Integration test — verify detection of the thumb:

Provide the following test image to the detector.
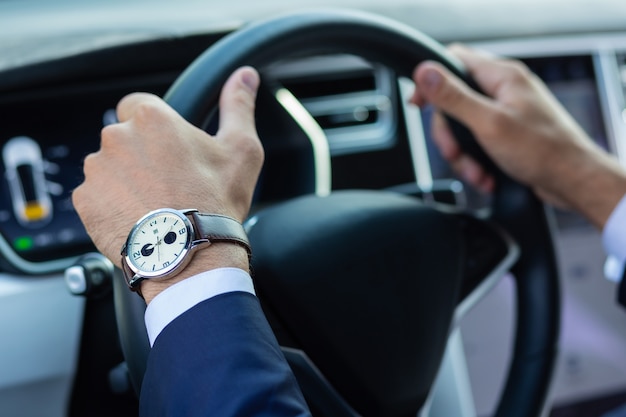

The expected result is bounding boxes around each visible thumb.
[218,66,260,142]
[413,61,495,135]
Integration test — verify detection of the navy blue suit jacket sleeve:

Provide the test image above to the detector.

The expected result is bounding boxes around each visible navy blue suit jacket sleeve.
[140,291,312,417]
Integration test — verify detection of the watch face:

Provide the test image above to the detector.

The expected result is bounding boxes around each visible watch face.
[124,208,193,278]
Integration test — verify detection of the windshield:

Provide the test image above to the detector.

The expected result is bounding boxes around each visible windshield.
[1,0,625,72]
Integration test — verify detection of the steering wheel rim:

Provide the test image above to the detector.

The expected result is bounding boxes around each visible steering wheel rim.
[115,9,560,417]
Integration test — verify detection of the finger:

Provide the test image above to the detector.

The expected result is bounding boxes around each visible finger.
[412,61,498,136]
[447,43,499,74]
[217,66,260,144]
[431,112,461,161]
[430,111,494,194]
[429,110,494,192]
[411,45,498,107]
[479,175,495,194]
[409,83,427,107]
[448,43,528,98]
[453,154,493,192]
[116,92,173,123]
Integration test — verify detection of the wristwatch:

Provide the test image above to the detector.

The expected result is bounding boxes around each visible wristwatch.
[120,208,251,293]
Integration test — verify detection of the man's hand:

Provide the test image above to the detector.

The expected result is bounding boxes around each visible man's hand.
[412,44,626,229]
[72,67,264,302]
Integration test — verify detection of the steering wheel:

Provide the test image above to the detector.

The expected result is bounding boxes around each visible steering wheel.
[113,9,560,417]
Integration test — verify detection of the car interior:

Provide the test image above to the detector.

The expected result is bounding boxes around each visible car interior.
[1,1,626,416]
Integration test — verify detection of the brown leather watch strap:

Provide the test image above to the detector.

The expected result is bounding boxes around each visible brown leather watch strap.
[189,212,251,256]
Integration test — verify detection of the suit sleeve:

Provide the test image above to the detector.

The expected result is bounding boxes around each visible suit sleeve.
[139,291,312,417]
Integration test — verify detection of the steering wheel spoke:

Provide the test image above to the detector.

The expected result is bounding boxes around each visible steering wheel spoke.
[454,214,519,324]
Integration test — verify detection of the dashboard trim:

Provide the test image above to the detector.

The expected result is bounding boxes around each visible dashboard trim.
[472,33,626,58]
[0,231,80,274]
[398,77,433,195]
[596,50,626,162]
[275,88,332,197]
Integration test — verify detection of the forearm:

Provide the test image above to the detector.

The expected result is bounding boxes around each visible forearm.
[552,141,626,229]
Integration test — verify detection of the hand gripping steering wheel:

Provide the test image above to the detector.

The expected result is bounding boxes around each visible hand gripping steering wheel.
[113,9,560,417]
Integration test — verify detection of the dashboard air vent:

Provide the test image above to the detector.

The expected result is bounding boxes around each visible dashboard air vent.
[273,55,397,156]
[618,52,626,116]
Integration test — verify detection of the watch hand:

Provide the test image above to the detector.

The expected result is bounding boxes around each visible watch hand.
[156,223,175,261]
[156,238,161,262]
[156,224,174,245]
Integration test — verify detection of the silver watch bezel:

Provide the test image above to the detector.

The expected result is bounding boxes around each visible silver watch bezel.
[121,208,196,282]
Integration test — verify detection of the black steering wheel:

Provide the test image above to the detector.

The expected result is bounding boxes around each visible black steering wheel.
[113,9,560,417]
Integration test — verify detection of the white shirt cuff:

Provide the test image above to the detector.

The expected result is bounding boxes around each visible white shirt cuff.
[604,255,624,283]
[602,193,626,283]
[144,267,255,346]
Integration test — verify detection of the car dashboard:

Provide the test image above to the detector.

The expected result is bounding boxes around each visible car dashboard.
[2,1,626,416]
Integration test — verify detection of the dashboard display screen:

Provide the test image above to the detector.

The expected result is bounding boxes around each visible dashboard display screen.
[525,55,608,229]
[0,134,94,263]
[524,55,608,150]
[0,86,138,266]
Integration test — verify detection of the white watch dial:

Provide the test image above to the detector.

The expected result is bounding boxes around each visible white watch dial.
[126,209,192,277]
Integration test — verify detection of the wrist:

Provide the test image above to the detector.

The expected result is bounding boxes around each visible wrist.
[140,243,250,304]
[120,208,251,302]
[556,143,626,229]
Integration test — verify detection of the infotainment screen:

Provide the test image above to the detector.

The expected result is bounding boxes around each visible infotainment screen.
[0,86,140,267]
[524,55,608,150]
[523,55,608,228]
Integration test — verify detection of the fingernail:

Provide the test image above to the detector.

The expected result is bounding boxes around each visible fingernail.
[422,69,442,93]
[241,70,260,92]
